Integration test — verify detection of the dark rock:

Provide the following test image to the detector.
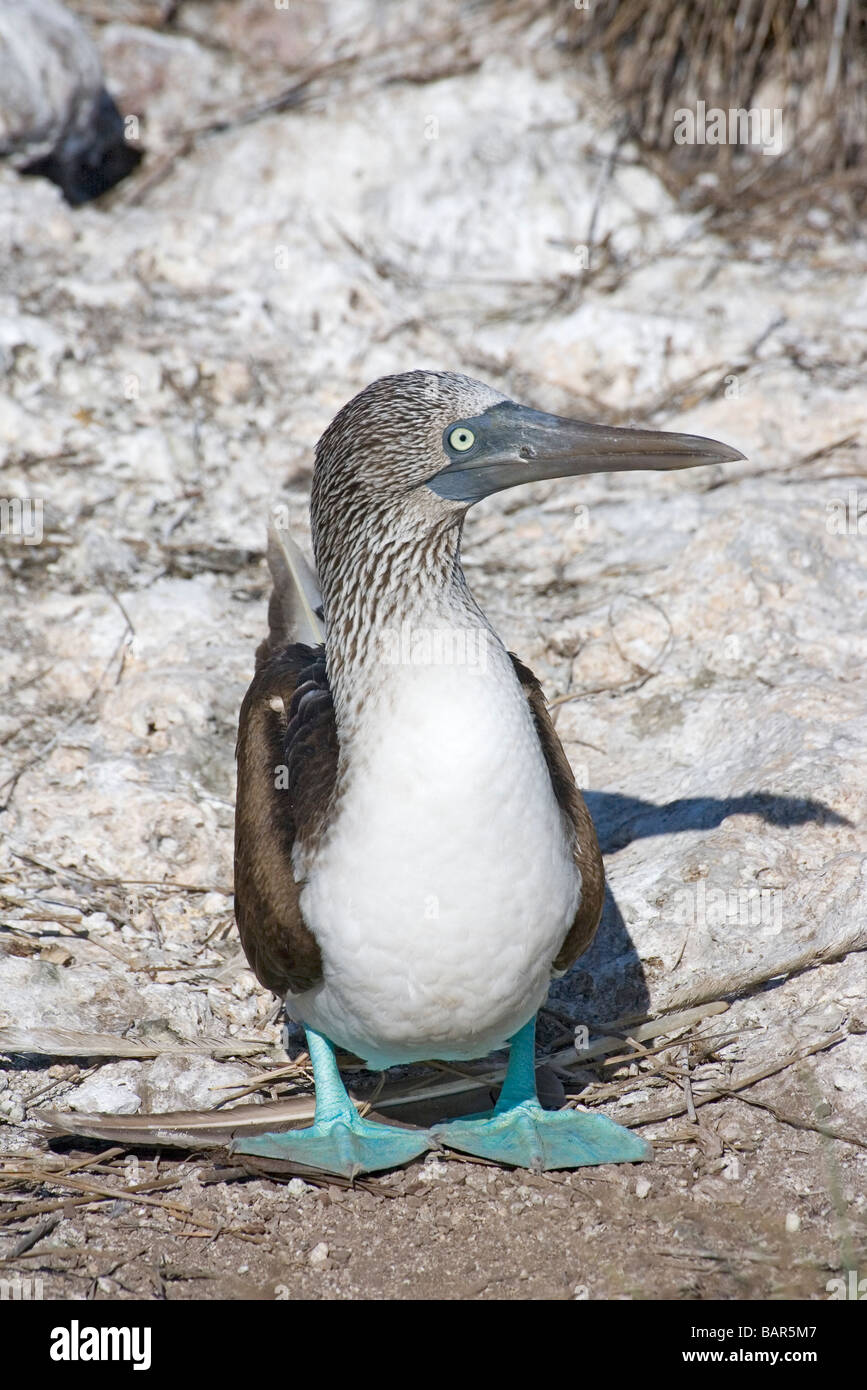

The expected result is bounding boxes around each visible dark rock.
[0,0,142,204]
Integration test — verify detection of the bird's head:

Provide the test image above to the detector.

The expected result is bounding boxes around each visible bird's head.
[311,369,744,564]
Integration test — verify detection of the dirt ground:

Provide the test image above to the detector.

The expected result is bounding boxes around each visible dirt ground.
[2,1092,862,1302]
[2,953,864,1301]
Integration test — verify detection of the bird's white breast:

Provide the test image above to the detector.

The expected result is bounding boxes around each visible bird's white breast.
[289,642,581,1068]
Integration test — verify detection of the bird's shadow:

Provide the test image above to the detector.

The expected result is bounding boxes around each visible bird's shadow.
[586,790,850,857]
[555,790,850,1027]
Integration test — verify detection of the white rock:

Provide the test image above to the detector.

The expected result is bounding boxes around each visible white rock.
[65,1065,142,1115]
[0,1095,25,1124]
[418,1158,453,1183]
[308,1242,329,1268]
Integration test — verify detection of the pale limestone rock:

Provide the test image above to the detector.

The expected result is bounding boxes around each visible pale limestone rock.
[0,0,863,1132]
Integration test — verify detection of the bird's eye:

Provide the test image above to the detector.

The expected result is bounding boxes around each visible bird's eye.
[448,426,475,452]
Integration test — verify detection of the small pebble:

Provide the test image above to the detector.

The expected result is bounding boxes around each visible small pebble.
[0,1095,25,1124]
[785,1212,800,1233]
[308,1242,329,1269]
[635,1177,651,1199]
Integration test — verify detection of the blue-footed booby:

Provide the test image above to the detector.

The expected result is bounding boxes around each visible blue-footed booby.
[232,371,743,1177]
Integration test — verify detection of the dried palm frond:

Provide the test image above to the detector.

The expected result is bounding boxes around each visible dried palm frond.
[561,0,867,229]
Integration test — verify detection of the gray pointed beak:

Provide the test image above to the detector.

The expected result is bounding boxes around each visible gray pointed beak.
[427,401,746,504]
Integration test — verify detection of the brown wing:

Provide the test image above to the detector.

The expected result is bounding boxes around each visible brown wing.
[509,653,605,972]
[235,637,600,993]
[233,642,337,996]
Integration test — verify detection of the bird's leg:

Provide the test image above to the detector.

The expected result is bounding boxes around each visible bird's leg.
[432,1015,651,1171]
[231,1027,432,1178]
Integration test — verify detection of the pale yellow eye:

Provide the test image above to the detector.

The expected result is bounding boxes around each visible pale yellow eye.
[449,426,475,451]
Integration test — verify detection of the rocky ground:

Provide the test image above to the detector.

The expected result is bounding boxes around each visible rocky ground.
[0,1,864,1301]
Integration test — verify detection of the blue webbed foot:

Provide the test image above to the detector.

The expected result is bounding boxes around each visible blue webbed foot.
[433,1099,650,1171]
[229,1027,432,1179]
[432,1016,651,1172]
[232,1113,432,1179]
